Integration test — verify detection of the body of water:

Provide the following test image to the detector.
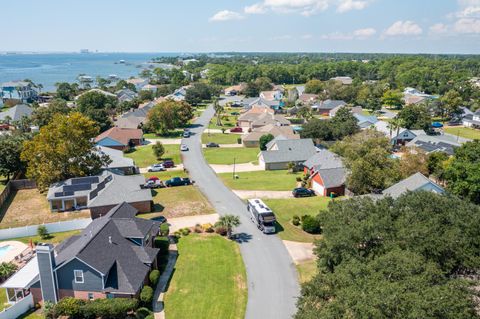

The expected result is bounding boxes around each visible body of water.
[0,52,178,91]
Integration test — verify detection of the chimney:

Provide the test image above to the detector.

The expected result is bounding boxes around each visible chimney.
[36,243,58,304]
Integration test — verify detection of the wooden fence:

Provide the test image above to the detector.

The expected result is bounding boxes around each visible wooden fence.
[0,179,37,212]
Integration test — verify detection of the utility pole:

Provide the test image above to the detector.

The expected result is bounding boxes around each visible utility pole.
[233,157,236,180]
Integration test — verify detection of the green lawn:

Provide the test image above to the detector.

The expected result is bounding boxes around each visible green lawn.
[0,288,9,311]
[297,259,317,284]
[444,127,480,140]
[0,176,7,193]
[143,129,184,139]
[143,171,187,181]
[264,197,332,242]
[0,230,81,245]
[204,147,259,165]
[202,133,241,145]
[208,115,238,130]
[219,170,302,191]
[164,234,247,319]
[125,144,181,168]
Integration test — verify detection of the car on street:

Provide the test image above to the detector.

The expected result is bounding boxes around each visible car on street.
[162,160,175,168]
[180,144,189,151]
[206,142,220,148]
[230,127,243,133]
[183,131,191,138]
[147,164,166,172]
[165,177,192,187]
[292,187,315,198]
[230,112,240,116]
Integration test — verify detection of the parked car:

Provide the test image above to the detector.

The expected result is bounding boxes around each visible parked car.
[144,179,164,189]
[206,142,220,148]
[165,177,192,187]
[180,144,189,151]
[230,127,243,133]
[152,215,167,224]
[230,112,240,116]
[147,164,166,172]
[292,187,315,198]
[162,160,175,168]
[183,131,191,138]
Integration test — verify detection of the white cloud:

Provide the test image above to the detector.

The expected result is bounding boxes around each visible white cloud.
[384,20,423,36]
[321,32,353,40]
[301,34,314,39]
[337,0,369,13]
[353,27,376,38]
[429,23,449,34]
[209,10,244,22]
[244,3,267,14]
[454,17,480,33]
[242,0,370,16]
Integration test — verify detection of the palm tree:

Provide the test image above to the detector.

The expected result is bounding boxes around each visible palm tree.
[218,215,241,239]
[0,262,17,281]
[213,98,224,126]
[389,116,403,145]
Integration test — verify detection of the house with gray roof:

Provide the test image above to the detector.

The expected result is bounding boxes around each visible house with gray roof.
[2,202,160,305]
[406,132,471,156]
[462,109,480,129]
[96,146,137,175]
[376,172,444,199]
[304,150,347,197]
[312,100,347,115]
[47,170,152,218]
[259,137,318,170]
[0,104,33,122]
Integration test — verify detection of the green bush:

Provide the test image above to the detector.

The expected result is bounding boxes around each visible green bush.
[51,297,138,319]
[159,223,169,236]
[296,177,302,182]
[140,285,154,305]
[292,215,300,226]
[37,225,50,240]
[52,297,83,318]
[215,225,227,236]
[149,269,160,286]
[154,236,170,255]
[136,307,153,319]
[301,215,321,234]
[145,314,154,319]
[180,227,191,236]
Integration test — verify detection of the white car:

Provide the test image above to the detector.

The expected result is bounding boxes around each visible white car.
[147,164,166,172]
[180,144,189,151]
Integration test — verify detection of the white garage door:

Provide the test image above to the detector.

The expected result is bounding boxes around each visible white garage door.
[312,181,325,196]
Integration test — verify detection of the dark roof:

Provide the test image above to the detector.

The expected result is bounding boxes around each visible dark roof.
[261,138,317,163]
[316,167,346,188]
[304,149,344,170]
[55,202,160,294]
[315,100,346,110]
[382,173,444,199]
[0,104,33,122]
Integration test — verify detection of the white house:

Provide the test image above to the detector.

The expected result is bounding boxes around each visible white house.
[462,109,480,128]
[373,120,419,145]
[260,90,283,101]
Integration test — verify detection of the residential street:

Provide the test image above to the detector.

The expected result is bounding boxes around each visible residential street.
[182,105,300,319]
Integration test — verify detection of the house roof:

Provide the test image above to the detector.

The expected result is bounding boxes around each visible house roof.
[331,76,353,85]
[261,138,317,164]
[47,170,152,208]
[314,167,347,188]
[243,125,298,142]
[353,113,378,128]
[54,202,159,294]
[298,93,319,103]
[314,100,346,110]
[115,117,144,129]
[0,104,33,122]
[260,90,281,101]
[251,113,291,127]
[382,173,444,199]
[96,146,135,170]
[304,149,344,170]
[373,120,411,139]
[406,132,470,155]
[94,127,143,146]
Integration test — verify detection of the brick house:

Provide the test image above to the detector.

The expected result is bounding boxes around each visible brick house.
[94,127,144,151]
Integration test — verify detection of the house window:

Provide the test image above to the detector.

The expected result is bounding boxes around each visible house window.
[74,270,84,283]
[88,293,94,300]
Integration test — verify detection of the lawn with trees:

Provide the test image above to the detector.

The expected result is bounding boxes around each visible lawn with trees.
[296,192,480,319]
[125,144,181,168]
[164,234,247,319]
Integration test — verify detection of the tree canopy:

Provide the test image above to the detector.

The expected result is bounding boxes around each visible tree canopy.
[146,100,194,134]
[0,134,29,181]
[76,91,117,132]
[300,107,359,142]
[31,99,70,127]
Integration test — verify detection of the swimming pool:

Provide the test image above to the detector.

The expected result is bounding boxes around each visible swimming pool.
[0,245,13,257]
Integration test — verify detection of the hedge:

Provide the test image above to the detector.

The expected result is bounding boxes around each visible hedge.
[140,285,154,305]
[154,236,170,254]
[149,269,160,286]
[48,297,139,319]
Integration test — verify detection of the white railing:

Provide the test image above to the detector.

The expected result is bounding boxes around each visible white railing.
[0,293,33,319]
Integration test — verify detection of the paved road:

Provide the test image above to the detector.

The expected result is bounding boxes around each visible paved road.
[182,105,300,319]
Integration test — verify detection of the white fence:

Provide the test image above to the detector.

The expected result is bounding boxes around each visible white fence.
[0,218,92,241]
[0,293,34,319]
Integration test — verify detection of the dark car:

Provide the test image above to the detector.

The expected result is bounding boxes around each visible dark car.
[230,112,240,116]
[165,177,192,187]
[292,187,315,198]
[152,215,167,224]
[206,142,220,148]
[162,160,175,168]
[230,127,243,133]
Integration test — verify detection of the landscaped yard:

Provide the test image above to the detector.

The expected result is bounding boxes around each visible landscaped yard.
[143,129,184,139]
[125,144,181,168]
[219,170,302,191]
[264,197,331,242]
[444,126,480,140]
[0,189,91,229]
[0,230,81,245]
[297,259,317,284]
[164,234,247,319]
[208,115,238,130]
[204,147,259,165]
[202,133,241,145]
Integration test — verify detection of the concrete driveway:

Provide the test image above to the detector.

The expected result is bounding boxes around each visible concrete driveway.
[182,104,299,319]
[145,138,182,145]
[233,190,293,199]
[282,240,315,264]
[139,165,184,174]
[210,162,264,174]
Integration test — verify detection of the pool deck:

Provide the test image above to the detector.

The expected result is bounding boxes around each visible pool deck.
[0,241,28,263]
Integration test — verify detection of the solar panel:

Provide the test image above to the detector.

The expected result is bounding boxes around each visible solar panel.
[97,183,105,191]
[89,189,98,200]
[54,192,64,198]
[71,176,99,185]
[64,183,92,193]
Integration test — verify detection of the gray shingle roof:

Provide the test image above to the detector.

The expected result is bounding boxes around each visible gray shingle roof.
[261,138,317,164]
[55,202,159,294]
[406,133,470,155]
[316,167,346,188]
[304,149,344,170]
[0,104,33,122]
[96,146,135,170]
[382,173,444,199]
[314,100,346,110]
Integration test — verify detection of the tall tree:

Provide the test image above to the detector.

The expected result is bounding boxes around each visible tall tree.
[21,113,110,191]
[382,89,404,109]
[31,99,70,127]
[146,100,194,134]
[398,104,431,130]
[0,134,28,181]
[76,91,117,132]
[440,89,464,119]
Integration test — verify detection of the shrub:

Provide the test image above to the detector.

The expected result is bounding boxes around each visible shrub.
[180,227,191,236]
[159,223,169,236]
[237,137,242,144]
[152,141,165,160]
[194,223,203,233]
[140,285,154,305]
[154,236,170,255]
[215,225,228,236]
[292,215,300,226]
[300,215,309,222]
[296,177,302,182]
[301,215,321,234]
[173,231,181,238]
[145,314,155,319]
[81,298,138,319]
[37,225,50,240]
[136,307,153,319]
[52,297,84,318]
[202,223,214,233]
[149,270,160,286]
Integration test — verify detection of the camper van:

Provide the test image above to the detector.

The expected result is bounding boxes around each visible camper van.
[247,199,276,234]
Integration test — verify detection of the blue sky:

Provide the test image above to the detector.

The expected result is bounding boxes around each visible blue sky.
[1,0,479,53]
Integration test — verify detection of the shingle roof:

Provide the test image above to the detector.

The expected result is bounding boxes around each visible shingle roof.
[315,167,346,188]
[94,127,143,146]
[261,138,317,164]
[96,146,135,170]
[243,125,298,142]
[315,100,346,110]
[406,133,470,155]
[382,173,444,199]
[55,202,159,294]
[0,104,33,122]
[304,149,344,170]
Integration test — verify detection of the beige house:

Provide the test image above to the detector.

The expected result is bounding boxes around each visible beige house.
[242,124,299,147]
